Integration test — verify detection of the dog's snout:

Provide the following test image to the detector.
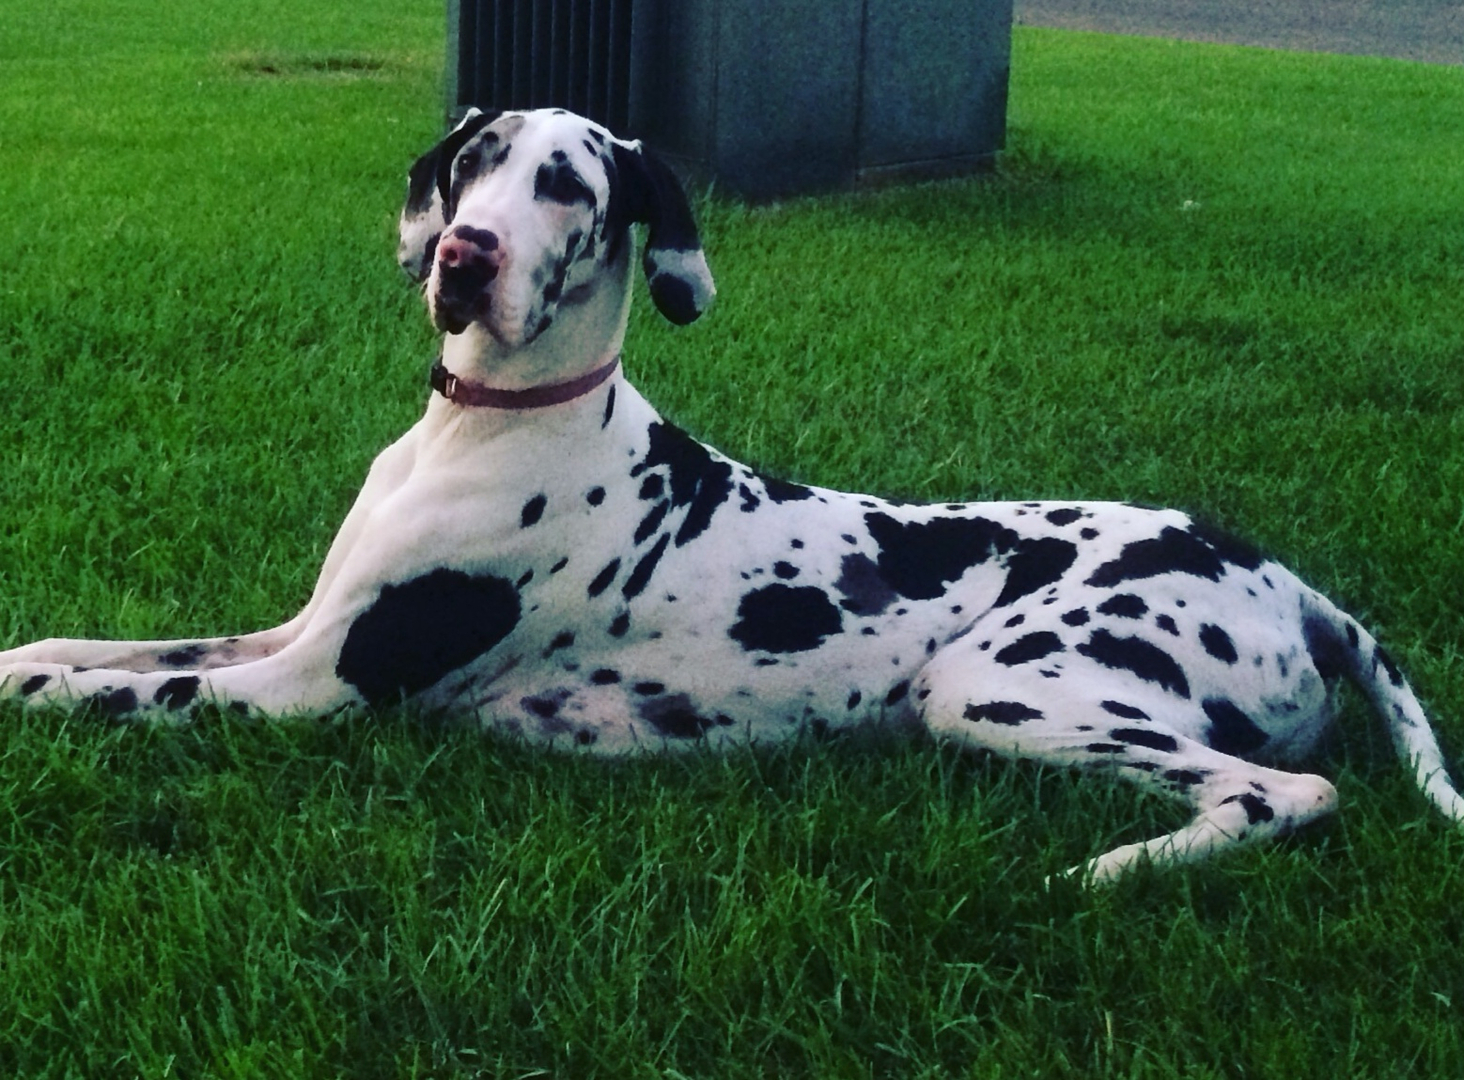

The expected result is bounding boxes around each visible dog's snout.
[437,227,503,282]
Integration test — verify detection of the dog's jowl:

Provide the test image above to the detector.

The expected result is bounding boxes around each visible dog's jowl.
[4,109,1460,882]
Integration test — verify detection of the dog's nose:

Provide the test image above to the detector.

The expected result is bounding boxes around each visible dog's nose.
[437,227,503,284]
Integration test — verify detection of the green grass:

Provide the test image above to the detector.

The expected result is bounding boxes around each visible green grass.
[2,3,1464,1076]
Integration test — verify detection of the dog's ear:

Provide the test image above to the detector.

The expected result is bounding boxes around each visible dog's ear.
[607,141,715,325]
[397,109,496,283]
[433,108,498,217]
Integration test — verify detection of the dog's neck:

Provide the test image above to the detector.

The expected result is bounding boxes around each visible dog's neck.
[430,353,620,409]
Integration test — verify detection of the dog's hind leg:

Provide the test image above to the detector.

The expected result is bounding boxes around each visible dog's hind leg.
[913,649,1338,884]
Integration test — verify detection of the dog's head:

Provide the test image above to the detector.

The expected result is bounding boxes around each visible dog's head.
[398,108,715,349]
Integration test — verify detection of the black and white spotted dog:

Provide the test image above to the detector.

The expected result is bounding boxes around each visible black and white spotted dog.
[3,108,1460,882]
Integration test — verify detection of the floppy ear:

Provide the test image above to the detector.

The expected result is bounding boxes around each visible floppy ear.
[608,141,716,325]
[397,108,496,283]
[433,107,498,217]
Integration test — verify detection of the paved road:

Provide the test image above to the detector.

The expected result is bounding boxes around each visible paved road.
[1015,0,1463,66]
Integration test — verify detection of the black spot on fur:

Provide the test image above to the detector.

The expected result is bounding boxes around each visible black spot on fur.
[336,569,521,707]
[20,673,51,695]
[519,496,546,528]
[622,534,671,599]
[1199,623,1239,664]
[1375,646,1405,687]
[634,681,665,695]
[1077,630,1191,698]
[587,486,606,506]
[639,474,665,500]
[729,585,842,654]
[1097,593,1148,619]
[158,644,208,667]
[1303,616,1349,681]
[847,690,863,709]
[1100,700,1150,721]
[637,422,735,546]
[546,631,575,654]
[1203,698,1269,755]
[1155,614,1179,636]
[1061,608,1090,627]
[608,612,631,637]
[759,475,815,503]
[153,676,201,710]
[773,561,799,580]
[865,512,1013,601]
[1187,520,1265,571]
[90,687,139,718]
[833,552,898,616]
[1045,508,1083,526]
[885,681,910,706]
[602,385,616,428]
[1221,791,1275,825]
[640,693,712,739]
[646,273,697,325]
[634,499,669,545]
[995,631,1066,667]
[994,537,1078,608]
[591,669,621,684]
[1163,768,1209,789]
[588,559,621,598]
[964,701,1045,725]
[1086,526,1233,587]
[534,160,596,206]
[1110,727,1180,753]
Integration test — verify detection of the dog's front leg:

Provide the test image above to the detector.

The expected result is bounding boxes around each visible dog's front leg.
[2,545,526,721]
[0,622,308,674]
[0,426,429,677]
[1,636,362,721]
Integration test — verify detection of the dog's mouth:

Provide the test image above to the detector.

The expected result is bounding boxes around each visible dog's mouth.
[432,226,504,335]
[432,281,489,336]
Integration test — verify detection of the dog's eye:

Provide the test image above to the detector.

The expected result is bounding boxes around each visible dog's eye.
[535,163,595,208]
[457,147,485,181]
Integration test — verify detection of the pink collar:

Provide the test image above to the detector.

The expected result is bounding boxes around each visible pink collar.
[430,355,620,409]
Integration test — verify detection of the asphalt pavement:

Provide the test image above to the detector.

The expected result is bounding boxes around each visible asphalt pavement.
[1014,0,1463,66]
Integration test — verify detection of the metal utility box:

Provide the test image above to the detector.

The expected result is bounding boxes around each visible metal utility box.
[447,0,1013,200]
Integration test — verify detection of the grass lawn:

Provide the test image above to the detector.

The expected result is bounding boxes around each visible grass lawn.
[2,2,1463,1076]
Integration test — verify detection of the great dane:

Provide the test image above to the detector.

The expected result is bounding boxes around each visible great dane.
[3,108,1459,882]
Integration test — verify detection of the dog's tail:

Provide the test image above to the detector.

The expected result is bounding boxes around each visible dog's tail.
[1303,589,1464,824]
